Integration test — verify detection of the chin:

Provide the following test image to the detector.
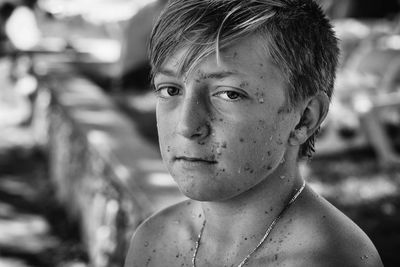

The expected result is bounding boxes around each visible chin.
[170,170,245,201]
[178,184,237,202]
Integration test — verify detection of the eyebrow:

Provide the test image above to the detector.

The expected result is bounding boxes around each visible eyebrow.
[156,68,177,77]
[155,68,240,80]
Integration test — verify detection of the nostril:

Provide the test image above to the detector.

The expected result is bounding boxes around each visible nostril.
[176,120,211,139]
[192,123,211,139]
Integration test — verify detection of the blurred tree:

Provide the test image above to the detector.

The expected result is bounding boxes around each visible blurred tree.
[318,0,400,19]
[119,0,168,91]
[0,2,16,57]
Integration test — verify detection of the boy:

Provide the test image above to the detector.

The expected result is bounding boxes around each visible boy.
[125,0,383,266]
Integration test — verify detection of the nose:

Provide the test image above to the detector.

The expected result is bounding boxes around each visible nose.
[176,96,210,140]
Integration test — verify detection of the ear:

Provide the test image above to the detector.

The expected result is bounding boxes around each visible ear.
[289,92,329,146]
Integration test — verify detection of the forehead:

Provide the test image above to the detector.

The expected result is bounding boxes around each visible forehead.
[156,35,284,83]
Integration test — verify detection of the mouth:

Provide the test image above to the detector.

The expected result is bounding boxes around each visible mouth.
[175,156,218,164]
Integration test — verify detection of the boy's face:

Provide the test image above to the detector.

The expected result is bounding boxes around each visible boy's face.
[154,35,300,201]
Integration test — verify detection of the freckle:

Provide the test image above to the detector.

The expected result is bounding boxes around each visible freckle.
[221,168,225,172]
[219,118,224,122]
[260,76,264,79]
[270,207,273,211]
[267,151,271,156]
[199,214,202,218]
[259,63,264,67]
[277,107,285,114]
[221,142,227,148]
[274,254,278,261]
[240,138,244,142]
[244,237,248,240]
[239,81,249,88]
[195,79,201,83]
[244,163,251,171]
[216,147,222,155]
[237,188,241,192]
[267,166,272,170]
[253,140,257,144]
[233,51,238,58]
[176,254,180,258]
[265,210,268,214]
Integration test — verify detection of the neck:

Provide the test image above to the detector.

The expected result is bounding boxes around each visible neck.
[199,159,303,246]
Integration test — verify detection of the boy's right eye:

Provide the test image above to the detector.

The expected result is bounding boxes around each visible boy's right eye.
[155,85,182,98]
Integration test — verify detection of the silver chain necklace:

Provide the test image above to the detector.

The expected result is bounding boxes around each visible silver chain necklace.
[192,180,306,267]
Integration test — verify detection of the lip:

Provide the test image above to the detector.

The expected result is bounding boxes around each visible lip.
[175,156,218,164]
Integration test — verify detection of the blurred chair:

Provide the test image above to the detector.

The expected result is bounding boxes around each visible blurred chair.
[344,32,400,168]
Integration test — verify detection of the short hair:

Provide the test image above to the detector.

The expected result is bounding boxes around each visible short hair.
[149,0,339,158]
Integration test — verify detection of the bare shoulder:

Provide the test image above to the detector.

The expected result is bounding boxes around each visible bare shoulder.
[272,186,384,267]
[124,199,201,267]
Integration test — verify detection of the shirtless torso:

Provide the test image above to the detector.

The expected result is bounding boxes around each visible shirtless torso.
[125,186,383,267]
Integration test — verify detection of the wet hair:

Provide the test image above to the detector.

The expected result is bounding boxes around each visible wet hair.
[149,0,339,158]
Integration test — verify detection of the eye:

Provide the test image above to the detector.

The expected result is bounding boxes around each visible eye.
[214,90,246,101]
[155,85,182,98]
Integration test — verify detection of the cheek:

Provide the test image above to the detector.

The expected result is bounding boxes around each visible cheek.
[156,111,174,157]
[215,121,286,175]
[206,133,285,199]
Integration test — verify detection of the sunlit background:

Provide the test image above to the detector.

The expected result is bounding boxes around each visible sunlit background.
[0,0,399,266]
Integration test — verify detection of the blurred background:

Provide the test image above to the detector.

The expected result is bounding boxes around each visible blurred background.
[0,0,399,266]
